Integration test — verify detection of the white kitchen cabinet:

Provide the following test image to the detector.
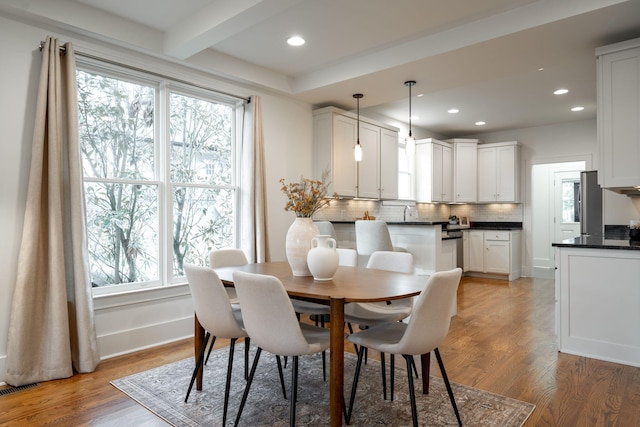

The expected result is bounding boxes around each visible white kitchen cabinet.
[596,37,640,192]
[463,229,521,280]
[452,141,478,203]
[555,246,640,366]
[477,141,520,203]
[313,107,399,199]
[357,121,381,199]
[313,110,357,197]
[379,128,399,200]
[462,231,470,271]
[415,138,453,203]
[483,231,510,274]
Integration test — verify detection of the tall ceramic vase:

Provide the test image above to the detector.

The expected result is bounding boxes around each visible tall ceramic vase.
[285,217,319,276]
[307,235,339,281]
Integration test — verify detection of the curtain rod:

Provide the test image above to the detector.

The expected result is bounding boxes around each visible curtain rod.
[38,40,251,103]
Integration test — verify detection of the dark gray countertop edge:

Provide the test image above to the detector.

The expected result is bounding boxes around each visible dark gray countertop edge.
[327,220,522,230]
[552,238,640,251]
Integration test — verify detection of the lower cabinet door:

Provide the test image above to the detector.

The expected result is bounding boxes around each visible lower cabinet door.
[484,240,510,274]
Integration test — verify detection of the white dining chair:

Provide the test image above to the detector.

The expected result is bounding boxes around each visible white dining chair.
[183,264,251,426]
[355,220,405,267]
[232,271,332,427]
[346,268,463,427]
[344,251,414,326]
[209,248,249,304]
[205,248,249,364]
[343,250,415,399]
[314,220,337,241]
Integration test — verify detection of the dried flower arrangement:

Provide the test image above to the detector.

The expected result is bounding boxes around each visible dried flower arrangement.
[279,170,337,217]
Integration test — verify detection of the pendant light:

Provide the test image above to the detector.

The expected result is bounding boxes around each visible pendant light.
[404,80,416,156]
[353,93,363,162]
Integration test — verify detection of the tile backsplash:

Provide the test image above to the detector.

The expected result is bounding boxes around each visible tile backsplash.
[313,199,523,223]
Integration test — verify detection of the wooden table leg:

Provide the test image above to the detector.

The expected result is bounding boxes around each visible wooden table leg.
[194,313,205,391]
[420,352,431,394]
[329,297,345,427]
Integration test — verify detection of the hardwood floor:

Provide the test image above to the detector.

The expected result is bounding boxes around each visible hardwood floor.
[1,276,639,426]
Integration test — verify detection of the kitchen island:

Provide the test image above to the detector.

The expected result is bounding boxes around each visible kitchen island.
[332,220,451,275]
[552,236,640,367]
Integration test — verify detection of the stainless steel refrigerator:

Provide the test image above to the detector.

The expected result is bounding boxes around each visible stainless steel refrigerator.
[579,171,603,236]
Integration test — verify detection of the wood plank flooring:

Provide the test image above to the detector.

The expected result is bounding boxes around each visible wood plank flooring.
[1,276,639,426]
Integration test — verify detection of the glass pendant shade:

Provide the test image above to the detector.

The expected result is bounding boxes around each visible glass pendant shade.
[405,132,416,156]
[354,142,363,161]
[353,93,363,162]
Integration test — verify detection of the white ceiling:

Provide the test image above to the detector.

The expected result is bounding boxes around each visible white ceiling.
[4,0,640,137]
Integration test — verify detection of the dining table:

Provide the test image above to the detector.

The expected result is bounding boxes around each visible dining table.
[194,261,427,427]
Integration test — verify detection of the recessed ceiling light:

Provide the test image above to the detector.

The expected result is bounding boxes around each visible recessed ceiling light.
[571,106,585,112]
[410,115,419,120]
[475,121,486,126]
[448,108,459,114]
[554,88,569,95]
[287,36,305,46]
[417,93,424,97]
[538,67,545,71]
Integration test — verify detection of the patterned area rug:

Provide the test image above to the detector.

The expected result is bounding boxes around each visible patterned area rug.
[111,347,534,426]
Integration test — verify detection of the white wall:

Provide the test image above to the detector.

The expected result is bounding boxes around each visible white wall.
[0,14,311,383]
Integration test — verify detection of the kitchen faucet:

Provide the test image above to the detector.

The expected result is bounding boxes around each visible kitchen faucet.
[404,205,411,222]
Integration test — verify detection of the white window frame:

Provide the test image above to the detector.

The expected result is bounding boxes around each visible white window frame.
[77,58,242,296]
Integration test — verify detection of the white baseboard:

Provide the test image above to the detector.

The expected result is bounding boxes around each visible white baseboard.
[0,354,5,385]
[98,315,193,360]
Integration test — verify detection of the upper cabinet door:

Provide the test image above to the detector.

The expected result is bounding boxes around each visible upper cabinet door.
[332,115,359,196]
[477,147,498,202]
[453,142,477,203]
[357,122,381,199]
[415,139,453,203]
[597,41,640,190]
[379,128,399,200]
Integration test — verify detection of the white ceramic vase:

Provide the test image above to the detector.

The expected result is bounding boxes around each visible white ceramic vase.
[285,217,319,276]
[307,235,339,281]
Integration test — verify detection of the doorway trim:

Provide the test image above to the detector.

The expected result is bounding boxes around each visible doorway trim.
[525,154,592,278]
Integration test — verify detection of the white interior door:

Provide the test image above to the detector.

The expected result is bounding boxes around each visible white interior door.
[531,161,585,279]
[554,171,581,243]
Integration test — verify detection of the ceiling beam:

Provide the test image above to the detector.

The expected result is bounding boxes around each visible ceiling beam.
[164,0,303,60]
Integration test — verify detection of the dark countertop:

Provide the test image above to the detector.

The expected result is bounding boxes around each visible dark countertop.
[329,220,523,230]
[552,235,640,251]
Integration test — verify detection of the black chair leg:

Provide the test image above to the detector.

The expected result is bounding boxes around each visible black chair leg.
[381,352,387,400]
[244,337,250,380]
[185,332,210,402]
[404,355,419,427]
[276,355,287,399]
[346,346,366,424]
[204,334,217,365]
[290,356,299,427]
[390,354,395,401]
[411,355,419,379]
[434,348,462,426]
[322,350,327,382]
[223,338,236,426]
[234,347,262,427]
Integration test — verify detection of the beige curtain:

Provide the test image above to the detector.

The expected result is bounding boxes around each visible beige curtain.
[5,37,100,386]
[240,96,270,262]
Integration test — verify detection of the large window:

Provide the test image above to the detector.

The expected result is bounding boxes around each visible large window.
[77,63,241,293]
